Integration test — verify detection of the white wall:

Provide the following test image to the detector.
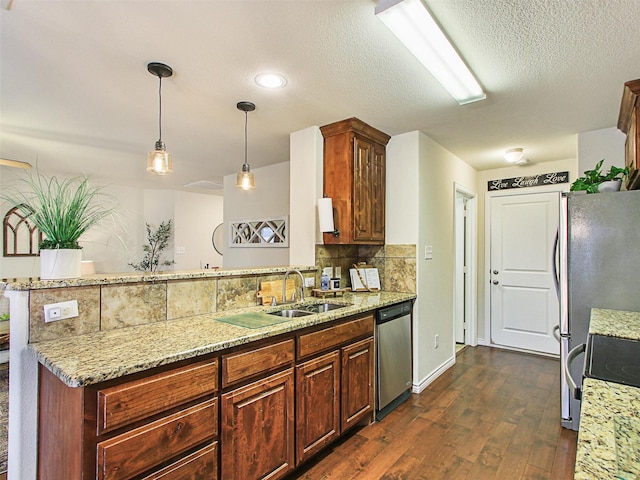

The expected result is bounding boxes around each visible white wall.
[577,126,625,175]
[386,131,478,392]
[223,161,290,268]
[416,133,477,387]
[174,191,223,269]
[289,126,323,265]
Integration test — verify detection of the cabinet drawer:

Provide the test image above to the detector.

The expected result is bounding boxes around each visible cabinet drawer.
[222,338,294,388]
[97,398,217,480]
[298,315,374,359]
[140,442,218,480]
[97,358,218,435]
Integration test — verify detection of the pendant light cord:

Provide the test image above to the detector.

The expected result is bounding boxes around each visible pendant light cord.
[243,110,248,168]
[158,76,163,143]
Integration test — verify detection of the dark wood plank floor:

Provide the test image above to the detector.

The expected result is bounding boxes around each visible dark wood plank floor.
[289,346,578,480]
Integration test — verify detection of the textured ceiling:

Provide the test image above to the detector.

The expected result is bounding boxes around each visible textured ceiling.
[2,0,640,193]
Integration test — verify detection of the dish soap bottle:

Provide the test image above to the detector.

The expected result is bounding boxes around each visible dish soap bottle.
[320,271,330,291]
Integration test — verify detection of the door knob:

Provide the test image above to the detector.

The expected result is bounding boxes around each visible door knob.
[493,280,499,285]
[493,270,499,274]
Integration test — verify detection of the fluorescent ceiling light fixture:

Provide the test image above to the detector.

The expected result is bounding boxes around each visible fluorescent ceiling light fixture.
[375,0,486,105]
[255,73,287,89]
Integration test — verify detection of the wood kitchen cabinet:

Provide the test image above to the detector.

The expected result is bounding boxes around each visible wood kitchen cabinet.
[38,356,219,480]
[321,117,390,245]
[295,351,340,463]
[618,79,640,190]
[221,340,296,480]
[296,314,375,465]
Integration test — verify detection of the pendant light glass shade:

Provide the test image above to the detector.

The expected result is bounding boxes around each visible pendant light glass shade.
[147,141,173,175]
[236,101,256,190]
[147,62,173,175]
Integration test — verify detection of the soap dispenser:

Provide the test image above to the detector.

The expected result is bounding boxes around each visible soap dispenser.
[320,271,330,291]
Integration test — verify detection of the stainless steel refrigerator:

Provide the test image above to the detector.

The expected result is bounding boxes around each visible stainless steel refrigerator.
[558,190,640,430]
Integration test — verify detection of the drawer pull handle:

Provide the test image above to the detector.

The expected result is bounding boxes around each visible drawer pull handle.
[174,422,183,435]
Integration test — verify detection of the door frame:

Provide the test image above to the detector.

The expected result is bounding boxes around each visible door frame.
[453,183,478,348]
[483,184,565,348]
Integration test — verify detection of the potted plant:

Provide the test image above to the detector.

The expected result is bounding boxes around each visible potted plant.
[1,169,116,279]
[570,159,629,193]
[129,220,176,273]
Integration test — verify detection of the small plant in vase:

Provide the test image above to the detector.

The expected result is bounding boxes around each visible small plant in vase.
[1,169,116,279]
[129,220,176,273]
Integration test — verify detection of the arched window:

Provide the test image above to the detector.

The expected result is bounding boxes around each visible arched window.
[3,205,41,256]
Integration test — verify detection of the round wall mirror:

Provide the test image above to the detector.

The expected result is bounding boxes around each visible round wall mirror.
[212,223,224,255]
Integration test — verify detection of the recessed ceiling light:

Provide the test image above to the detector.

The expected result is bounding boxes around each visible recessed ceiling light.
[255,73,287,89]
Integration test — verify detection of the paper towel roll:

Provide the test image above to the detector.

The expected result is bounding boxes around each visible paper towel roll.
[317,197,335,232]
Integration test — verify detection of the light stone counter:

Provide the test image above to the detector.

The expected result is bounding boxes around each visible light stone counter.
[29,291,415,387]
[0,265,316,291]
[574,308,640,479]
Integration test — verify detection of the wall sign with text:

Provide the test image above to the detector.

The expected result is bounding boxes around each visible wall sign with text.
[488,171,569,191]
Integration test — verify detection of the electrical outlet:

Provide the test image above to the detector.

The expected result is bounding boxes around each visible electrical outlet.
[304,277,315,288]
[434,334,439,349]
[44,300,79,323]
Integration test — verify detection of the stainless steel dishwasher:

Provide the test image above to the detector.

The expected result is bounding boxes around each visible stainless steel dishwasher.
[376,301,413,420]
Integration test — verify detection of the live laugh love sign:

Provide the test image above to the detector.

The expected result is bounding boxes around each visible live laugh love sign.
[488,171,569,191]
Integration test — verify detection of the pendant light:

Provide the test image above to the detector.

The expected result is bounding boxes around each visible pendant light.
[236,101,256,190]
[146,62,173,175]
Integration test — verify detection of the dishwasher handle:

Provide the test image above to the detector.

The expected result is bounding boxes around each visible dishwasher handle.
[565,343,586,400]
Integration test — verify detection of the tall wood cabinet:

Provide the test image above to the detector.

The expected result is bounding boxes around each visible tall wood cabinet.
[618,79,640,190]
[320,118,391,245]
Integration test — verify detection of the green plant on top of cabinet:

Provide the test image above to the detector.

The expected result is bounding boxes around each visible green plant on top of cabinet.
[321,118,390,245]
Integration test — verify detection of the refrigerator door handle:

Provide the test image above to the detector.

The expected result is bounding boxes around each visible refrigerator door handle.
[565,343,586,400]
[552,325,561,343]
[552,229,560,300]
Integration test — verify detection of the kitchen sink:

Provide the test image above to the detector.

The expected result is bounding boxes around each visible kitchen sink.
[267,302,349,318]
[304,303,349,313]
[268,309,313,318]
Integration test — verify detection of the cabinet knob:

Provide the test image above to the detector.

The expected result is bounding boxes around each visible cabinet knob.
[493,270,499,275]
[493,280,499,285]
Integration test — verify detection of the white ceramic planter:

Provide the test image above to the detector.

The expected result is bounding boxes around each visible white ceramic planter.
[40,249,82,280]
[597,180,622,192]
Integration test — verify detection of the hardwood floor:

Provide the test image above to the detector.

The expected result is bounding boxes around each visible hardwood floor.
[289,346,578,480]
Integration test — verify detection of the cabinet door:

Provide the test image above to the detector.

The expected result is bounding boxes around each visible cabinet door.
[341,337,374,432]
[353,135,373,242]
[295,351,340,464]
[369,143,386,242]
[221,369,295,480]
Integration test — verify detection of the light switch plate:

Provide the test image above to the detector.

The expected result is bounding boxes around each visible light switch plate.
[44,300,79,323]
[425,245,433,260]
[304,277,315,288]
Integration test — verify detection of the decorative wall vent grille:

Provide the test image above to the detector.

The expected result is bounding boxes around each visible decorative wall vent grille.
[229,216,288,247]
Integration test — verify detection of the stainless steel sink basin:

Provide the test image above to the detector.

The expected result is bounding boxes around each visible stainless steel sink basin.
[266,303,349,318]
[306,303,348,313]
[268,309,312,318]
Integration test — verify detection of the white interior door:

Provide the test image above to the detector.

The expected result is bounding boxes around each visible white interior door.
[490,192,560,354]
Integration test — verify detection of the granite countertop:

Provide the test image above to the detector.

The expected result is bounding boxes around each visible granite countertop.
[1,265,317,291]
[29,291,415,388]
[574,308,640,479]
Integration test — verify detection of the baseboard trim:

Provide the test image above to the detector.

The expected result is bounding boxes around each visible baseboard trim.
[411,355,456,394]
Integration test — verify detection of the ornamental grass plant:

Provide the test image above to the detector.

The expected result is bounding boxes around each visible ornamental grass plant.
[1,169,116,250]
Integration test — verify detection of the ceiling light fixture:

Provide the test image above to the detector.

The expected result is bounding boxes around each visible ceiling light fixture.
[236,101,256,190]
[504,148,527,164]
[255,73,287,89]
[146,62,174,175]
[375,0,486,105]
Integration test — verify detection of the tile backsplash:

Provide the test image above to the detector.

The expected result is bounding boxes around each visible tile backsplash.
[315,244,416,294]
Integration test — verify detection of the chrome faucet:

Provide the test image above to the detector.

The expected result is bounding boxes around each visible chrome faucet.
[282,269,305,303]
